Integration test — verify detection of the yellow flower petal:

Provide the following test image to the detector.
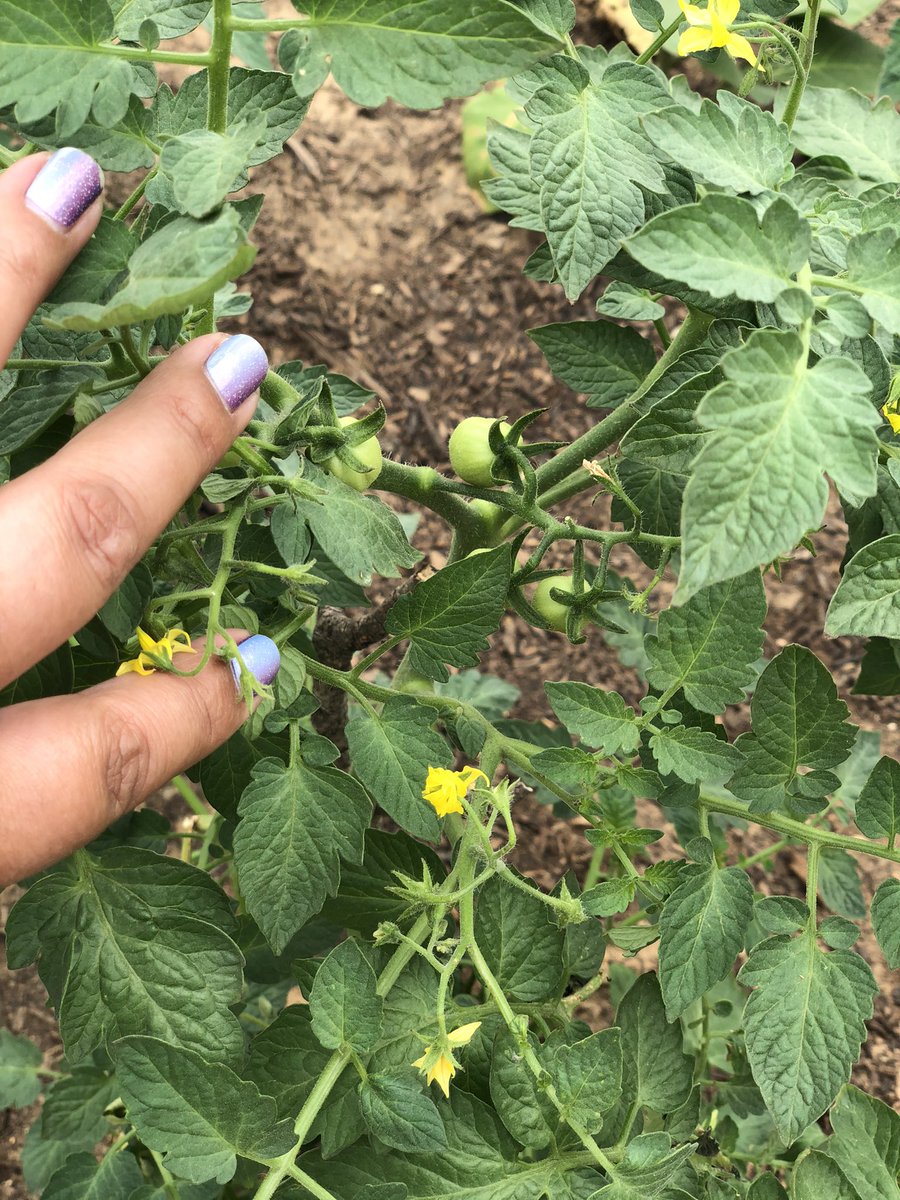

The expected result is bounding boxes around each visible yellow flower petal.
[678,24,715,53]
[882,405,900,434]
[115,655,156,677]
[714,0,740,25]
[724,30,757,63]
[448,1021,482,1047]
[428,1054,456,1098]
[136,627,158,654]
[458,767,489,789]
[678,0,709,22]
[412,1052,428,1071]
[165,628,193,653]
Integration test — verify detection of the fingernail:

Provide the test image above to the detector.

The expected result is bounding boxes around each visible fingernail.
[25,148,103,230]
[205,334,269,413]
[230,634,281,691]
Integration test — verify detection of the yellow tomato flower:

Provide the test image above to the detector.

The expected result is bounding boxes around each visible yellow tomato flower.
[677,0,757,65]
[412,1022,481,1098]
[883,402,900,434]
[116,627,193,677]
[422,765,489,817]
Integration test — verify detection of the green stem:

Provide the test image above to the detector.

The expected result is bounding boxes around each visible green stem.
[806,841,820,934]
[198,0,233,338]
[698,793,900,866]
[286,1165,340,1200]
[779,0,822,130]
[115,172,154,221]
[375,459,478,537]
[635,16,682,63]
[97,43,213,65]
[169,774,208,818]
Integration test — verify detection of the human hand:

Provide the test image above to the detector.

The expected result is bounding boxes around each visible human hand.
[0,150,281,886]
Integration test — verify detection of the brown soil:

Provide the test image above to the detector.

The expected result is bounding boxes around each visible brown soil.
[3,2,900,1193]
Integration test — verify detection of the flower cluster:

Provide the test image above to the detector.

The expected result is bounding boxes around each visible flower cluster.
[116,628,194,677]
[412,1022,482,1097]
[677,0,757,65]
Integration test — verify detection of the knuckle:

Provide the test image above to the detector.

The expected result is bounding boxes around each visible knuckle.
[98,704,152,816]
[58,476,142,594]
[167,387,225,469]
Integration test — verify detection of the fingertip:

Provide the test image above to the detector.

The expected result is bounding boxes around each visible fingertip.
[22,148,104,234]
[203,334,269,415]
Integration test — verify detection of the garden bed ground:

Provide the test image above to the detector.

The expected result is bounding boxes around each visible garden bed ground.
[3,4,900,1192]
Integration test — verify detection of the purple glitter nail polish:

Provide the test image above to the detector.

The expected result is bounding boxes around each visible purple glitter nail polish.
[25,148,103,230]
[204,334,268,413]
[230,634,281,692]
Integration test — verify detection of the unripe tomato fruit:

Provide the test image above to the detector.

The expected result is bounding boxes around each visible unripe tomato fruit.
[449,416,514,487]
[325,416,382,491]
[532,574,584,633]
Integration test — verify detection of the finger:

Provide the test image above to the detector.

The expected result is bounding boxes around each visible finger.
[0,332,269,687]
[0,633,281,886]
[0,149,104,364]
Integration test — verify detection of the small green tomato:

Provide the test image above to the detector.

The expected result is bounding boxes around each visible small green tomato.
[449,416,515,487]
[325,415,383,491]
[531,574,585,633]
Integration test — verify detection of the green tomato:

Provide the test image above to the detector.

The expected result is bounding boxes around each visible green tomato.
[325,415,383,491]
[449,416,514,487]
[531,574,584,633]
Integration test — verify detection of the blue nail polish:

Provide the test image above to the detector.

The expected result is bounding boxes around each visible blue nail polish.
[25,148,103,230]
[205,334,268,413]
[231,635,281,690]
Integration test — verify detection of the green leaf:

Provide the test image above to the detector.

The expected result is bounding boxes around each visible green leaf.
[42,1150,144,1200]
[791,87,900,183]
[738,935,876,1142]
[234,756,372,954]
[617,973,693,1113]
[545,682,641,755]
[0,1029,43,1108]
[296,468,420,584]
[489,1029,558,1149]
[528,320,656,407]
[747,1174,788,1200]
[582,876,636,917]
[551,1028,622,1127]
[827,535,900,639]
[147,117,266,218]
[346,698,449,840]
[879,18,900,100]
[792,1150,860,1200]
[386,547,511,682]
[310,940,383,1054]
[658,863,754,1018]
[645,571,766,714]
[677,330,877,600]
[595,282,665,322]
[627,195,809,304]
[5,848,243,1065]
[359,1074,448,1153]
[0,368,99,456]
[245,1007,331,1120]
[523,57,675,299]
[648,724,740,785]
[113,0,210,38]
[278,0,559,108]
[643,94,793,195]
[872,878,900,968]
[98,562,153,642]
[473,873,566,1003]
[298,1087,603,1199]
[49,209,256,331]
[827,1084,900,1199]
[42,1067,118,1147]
[818,848,865,919]
[50,216,137,305]
[115,1036,295,1185]
[619,373,717,478]
[595,1132,697,1199]
[0,0,152,138]
[728,646,856,812]
[323,828,447,936]
[839,230,900,335]
[16,94,156,171]
[513,0,576,36]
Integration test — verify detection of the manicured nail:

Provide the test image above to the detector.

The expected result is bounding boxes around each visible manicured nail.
[25,148,103,230]
[205,334,269,413]
[230,634,281,691]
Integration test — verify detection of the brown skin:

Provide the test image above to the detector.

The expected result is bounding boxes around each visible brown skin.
[0,155,262,886]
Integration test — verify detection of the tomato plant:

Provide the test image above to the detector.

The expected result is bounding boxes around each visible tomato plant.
[3,1,900,1198]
